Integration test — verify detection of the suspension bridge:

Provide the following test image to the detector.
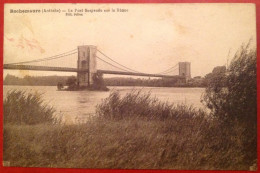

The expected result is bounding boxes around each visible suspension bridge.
[3,45,191,87]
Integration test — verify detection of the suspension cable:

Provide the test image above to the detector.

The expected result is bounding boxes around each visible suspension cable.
[96,49,142,73]
[156,63,179,74]
[6,49,77,65]
[96,56,133,72]
[160,66,178,74]
[160,67,178,75]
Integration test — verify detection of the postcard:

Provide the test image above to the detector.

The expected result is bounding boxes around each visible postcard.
[3,3,257,170]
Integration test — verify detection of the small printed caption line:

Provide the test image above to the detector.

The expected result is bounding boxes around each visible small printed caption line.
[9,8,129,16]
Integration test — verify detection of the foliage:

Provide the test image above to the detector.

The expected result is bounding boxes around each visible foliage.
[104,77,188,87]
[203,44,256,122]
[3,90,57,125]
[66,76,77,90]
[203,66,226,87]
[91,73,109,91]
[202,43,257,167]
[4,74,69,86]
[4,74,207,88]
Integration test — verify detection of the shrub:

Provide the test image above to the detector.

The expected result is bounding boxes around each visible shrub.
[203,45,256,123]
[202,43,257,167]
[4,90,56,125]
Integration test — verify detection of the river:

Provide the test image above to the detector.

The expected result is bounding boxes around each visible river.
[3,86,206,124]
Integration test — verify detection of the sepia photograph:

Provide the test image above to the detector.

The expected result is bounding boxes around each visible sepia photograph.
[2,3,257,170]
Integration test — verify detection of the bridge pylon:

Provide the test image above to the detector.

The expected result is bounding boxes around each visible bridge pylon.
[77,45,97,87]
[178,62,191,80]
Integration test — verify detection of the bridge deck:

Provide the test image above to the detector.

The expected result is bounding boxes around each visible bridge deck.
[97,70,179,78]
[3,64,179,78]
[4,64,79,72]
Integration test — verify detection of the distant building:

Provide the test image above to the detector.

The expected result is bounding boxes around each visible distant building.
[179,62,191,80]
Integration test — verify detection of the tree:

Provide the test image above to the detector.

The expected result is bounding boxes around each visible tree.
[91,73,109,91]
[66,76,77,90]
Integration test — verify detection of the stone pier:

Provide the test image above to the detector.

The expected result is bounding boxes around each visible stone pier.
[77,45,97,87]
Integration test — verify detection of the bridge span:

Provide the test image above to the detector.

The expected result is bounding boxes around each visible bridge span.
[3,45,191,86]
[3,64,180,78]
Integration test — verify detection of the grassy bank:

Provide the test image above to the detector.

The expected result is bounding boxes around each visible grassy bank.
[3,90,256,170]
[4,119,253,170]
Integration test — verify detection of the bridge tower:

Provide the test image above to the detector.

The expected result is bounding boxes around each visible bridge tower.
[179,62,191,80]
[77,45,97,87]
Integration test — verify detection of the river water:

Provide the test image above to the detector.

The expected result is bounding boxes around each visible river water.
[3,86,206,124]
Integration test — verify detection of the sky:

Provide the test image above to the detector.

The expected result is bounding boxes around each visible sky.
[3,3,257,78]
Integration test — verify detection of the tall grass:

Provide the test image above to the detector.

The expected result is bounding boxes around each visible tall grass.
[96,90,207,120]
[3,90,256,170]
[4,90,57,125]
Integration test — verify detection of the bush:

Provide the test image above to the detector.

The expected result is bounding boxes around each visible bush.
[203,45,256,123]
[202,43,257,167]
[4,90,57,125]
